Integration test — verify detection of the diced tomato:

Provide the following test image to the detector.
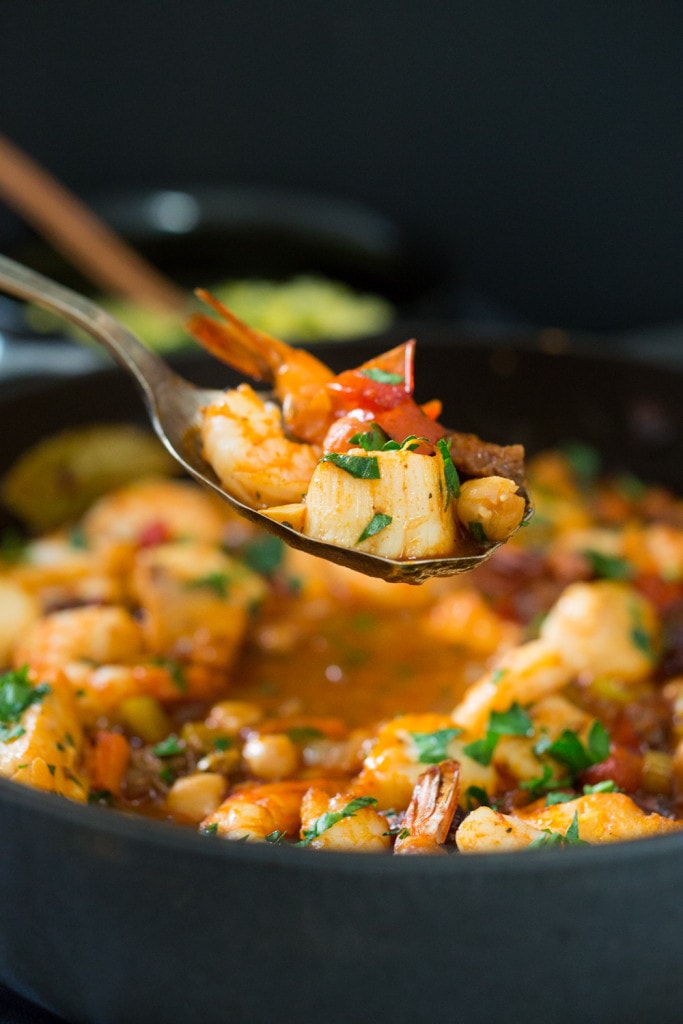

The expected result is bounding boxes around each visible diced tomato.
[327,369,409,415]
[579,744,643,793]
[87,730,131,797]
[375,401,446,450]
[634,574,683,612]
[138,520,171,547]
[326,340,415,415]
[420,398,443,421]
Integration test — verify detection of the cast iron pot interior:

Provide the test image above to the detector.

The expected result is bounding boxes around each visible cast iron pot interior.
[1,332,682,1024]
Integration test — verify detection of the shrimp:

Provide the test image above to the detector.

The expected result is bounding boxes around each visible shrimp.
[13,604,234,723]
[457,792,683,854]
[200,778,338,842]
[189,295,445,448]
[187,291,336,444]
[188,293,527,556]
[394,759,460,855]
[456,806,550,853]
[201,384,323,508]
[298,786,391,851]
[353,713,494,812]
[82,477,238,555]
[516,792,683,843]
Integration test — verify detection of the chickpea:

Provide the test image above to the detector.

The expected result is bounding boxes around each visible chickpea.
[456,476,526,543]
[205,700,263,734]
[242,733,300,780]
[166,772,226,822]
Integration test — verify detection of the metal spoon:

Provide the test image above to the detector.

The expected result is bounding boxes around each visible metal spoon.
[0,254,531,583]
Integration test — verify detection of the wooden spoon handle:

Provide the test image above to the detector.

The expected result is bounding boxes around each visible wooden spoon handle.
[0,133,187,312]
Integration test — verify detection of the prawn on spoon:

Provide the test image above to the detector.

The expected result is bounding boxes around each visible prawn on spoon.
[187,291,531,575]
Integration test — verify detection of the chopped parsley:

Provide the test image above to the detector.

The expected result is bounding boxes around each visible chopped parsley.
[357,513,393,544]
[264,829,287,844]
[350,423,390,451]
[153,735,185,758]
[298,796,378,845]
[520,764,572,801]
[185,572,231,598]
[359,367,404,385]
[436,437,460,506]
[463,703,534,766]
[536,720,610,778]
[629,603,655,659]
[381,434,425,452]
[88,789,115,806]
[468,521,488,544]
[528,811,588,848]
[583,550,633,580]
[286,726,325,745]
[464,785,492,810]
[320,452,381,479]
[213,736,233,752]
[200,822,219,836]
[0,666,50,743]
[241,534,285,575]
[350,425,425,453]
[68,525,89,550]
[583,779,621,795]
[149,657,188,693]
[411,727,462,764]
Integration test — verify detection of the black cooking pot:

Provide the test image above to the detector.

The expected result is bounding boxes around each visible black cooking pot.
[1,334,682,1024]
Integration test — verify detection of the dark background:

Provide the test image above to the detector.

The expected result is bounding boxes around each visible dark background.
[1,1,683,333]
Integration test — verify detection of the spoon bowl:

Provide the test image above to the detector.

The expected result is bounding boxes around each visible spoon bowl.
[0,255,531,583]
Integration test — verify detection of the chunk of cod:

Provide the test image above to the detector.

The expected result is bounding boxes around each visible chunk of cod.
[0,674,87,801]
[300,448,458,560]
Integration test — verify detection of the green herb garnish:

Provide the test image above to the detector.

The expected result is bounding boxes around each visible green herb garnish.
[357,512,393,544]
[149,657,188,693]
[411,727,462,764]
[583,550,633,580]
[436,437,460,507]
[359,367,404,385]
[349,423,390,451]
[528,811,588,848]
[286,726,325,745]
[213,736,233,752]
[153,735,185,758]
[541,721,610,777]
[298,796,378,845]
[0,666,50,743]
[463,702,534,766]
[185,572,231,598]
[242,534,285,575]
[320,453,381,479]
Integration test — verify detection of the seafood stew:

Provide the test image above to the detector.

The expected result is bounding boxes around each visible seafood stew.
[2,343,683,1024]
[3,427,683,852]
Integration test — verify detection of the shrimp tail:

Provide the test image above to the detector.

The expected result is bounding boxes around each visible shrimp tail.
[394,759,461,854]
[187,289,291,384]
